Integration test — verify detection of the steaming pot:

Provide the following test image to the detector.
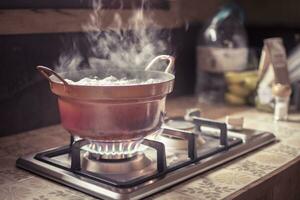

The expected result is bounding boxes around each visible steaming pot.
[37,55,175,158]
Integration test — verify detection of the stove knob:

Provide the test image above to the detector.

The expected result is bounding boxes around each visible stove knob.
[226,116,244,131]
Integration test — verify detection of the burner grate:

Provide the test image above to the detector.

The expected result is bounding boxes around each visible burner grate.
[34,118,242,188]
[16,116,276,200]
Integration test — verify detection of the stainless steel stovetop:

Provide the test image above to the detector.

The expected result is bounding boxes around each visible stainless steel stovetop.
[16,113,276,200]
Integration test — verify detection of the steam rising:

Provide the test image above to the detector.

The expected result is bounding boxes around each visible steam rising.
[55,0,170,73]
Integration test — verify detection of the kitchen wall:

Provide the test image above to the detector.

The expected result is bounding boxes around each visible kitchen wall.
[1,0,300,136]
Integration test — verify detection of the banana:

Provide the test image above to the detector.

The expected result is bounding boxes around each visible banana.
[224,70,259,105]
[225,70,258,84]
[244,76,258,90]
[225,92,247,105]
[228,84,252,97]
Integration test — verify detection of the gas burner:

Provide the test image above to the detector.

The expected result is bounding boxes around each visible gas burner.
[82,140,142,160]
[158,126,205,150]
[164,118,195,131]
[16,115,276,200]
[82,152,156,177]
[158,133,205,150]
[160,109,205,150]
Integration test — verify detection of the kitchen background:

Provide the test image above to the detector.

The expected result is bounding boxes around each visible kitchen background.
[1,0,300,136]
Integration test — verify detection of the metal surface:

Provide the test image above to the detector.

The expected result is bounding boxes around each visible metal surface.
[16,128,276,200]
[82,153,155,175]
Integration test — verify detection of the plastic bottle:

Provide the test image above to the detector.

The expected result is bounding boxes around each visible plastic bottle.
[196,3,248,103]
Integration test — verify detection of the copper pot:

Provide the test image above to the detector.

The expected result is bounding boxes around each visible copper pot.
[37,55,175,144]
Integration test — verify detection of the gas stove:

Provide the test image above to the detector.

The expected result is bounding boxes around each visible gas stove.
[16,111,276,200]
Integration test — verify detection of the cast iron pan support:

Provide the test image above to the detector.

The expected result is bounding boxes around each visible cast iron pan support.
[193,117,228,148]
[142,139,167,173]
[68,137,168,174]
[70,139,90,171]
[33,122,240,188]
[70,135,75,148]
[163,127,198,161]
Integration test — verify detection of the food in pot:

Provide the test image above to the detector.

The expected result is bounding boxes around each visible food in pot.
[65,75,160,86]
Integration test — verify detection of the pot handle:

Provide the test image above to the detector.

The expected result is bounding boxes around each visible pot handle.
[36,65,69,86]
[145,55,175,73]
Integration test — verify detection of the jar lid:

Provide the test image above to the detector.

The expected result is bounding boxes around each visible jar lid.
[272,83,291,97]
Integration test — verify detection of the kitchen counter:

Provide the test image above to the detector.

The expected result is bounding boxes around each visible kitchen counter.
[1,96,300,200]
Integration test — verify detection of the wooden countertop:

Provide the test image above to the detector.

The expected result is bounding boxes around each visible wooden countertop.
[0,96,300,200]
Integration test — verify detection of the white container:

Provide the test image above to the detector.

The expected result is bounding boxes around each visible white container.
[274,96,290,121]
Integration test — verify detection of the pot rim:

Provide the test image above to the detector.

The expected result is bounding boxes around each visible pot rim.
[48,70,175,100]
